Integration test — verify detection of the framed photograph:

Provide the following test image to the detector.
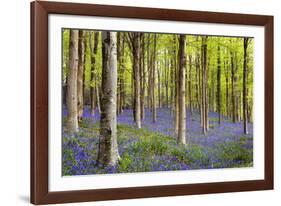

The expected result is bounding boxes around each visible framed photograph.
[31,1,274,204]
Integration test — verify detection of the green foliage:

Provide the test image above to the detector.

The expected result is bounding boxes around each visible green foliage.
[170,144,210,167]
[219,142,252,163]
[118,152,132,172]
[187,145,209,165]
[62,147,75,175]
[171,146,186,161]
[131,135,169,156]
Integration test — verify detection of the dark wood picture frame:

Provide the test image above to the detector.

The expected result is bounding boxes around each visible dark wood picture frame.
[31,0,274,204]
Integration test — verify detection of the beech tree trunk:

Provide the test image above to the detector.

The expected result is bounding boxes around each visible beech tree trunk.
[157,63,162,108]
[147,34,151,110]
[152,34,157,123]
[201,36,208,134]
[140,34,146,120]
[97,32,119,167]
[117,33,125,116]
[67,29,79,133]
[188,55,193,114]
[231,51,237,123]
[132,33,142,128]
[96,84,101,113]
[178,35,187,144]
[117,33,121,115]
[77,30,85,122]
[195,47,200,112]
[217,45,221,124]
[119,33,125,115]
[164,51,169,107]
[224,60,229,117]
[90,32,99,115]
[174,36,179,135]
[170,59,175,115]
[243,38,249,134]
[211,68,216,112]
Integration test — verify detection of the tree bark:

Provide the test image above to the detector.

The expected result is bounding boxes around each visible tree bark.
[140,34,146,120]
[205,56,209,131]
[170,59,175,114]
[157,62,162,108]
[201,36,208,134]
[243,38,249,134]
[178,35,187,144]
[77,30,85,122]
[152,34,157,123]
[211,67,216,112]
[67,29,79,133]
[174,36,179,135]
[231,51,237,123]
[132,33,142,128]
[195,47,200,112]
[97,32,119,167]
[224,59,229,117]
[147,34,152,110]
[217,45,221,124]
[164,51,169,107]
[96,84,101,113]
[90,32,99,115]
[117,33,121,115]
[119,33,125,114]
[188,55,193,114]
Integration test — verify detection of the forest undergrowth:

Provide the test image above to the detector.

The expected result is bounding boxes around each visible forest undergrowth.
[62,107,253,176]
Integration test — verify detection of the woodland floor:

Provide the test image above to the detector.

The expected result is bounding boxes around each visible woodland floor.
[62,107,253,176]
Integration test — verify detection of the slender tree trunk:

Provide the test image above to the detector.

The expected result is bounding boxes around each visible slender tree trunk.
[174,36,179,134]
[188,55,193,114]
[132,33,142,128]
[164,51,169,107]
[204,56,210,132]
[77,30,85,122]
[201,36,205,133]
[211,68,216,112]
[201,36,208,134]
[198,37,203,128]
[90,32,99,116]
[82,33,87,111]
[147,34,151,110]
[117,33,121,115]
[178,35,187,144]
[140,34,146,120]
[157,62,161,108]
[224,60,229,117]
[217,45,221,124]
[152,34,157,123]
[170,58,175,114]
[231,51,237,123]
[243,38,249,134]
[97,32,119,167]
[132,60,136,120]
[195,50,200,112]
[96,84,101,113]
[119,33,125,114]
[67,29,79,133]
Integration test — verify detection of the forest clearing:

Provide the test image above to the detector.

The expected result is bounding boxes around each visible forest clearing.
[62,29,254,175]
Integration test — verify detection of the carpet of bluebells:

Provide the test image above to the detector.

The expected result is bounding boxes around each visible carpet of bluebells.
[62,107,253,176]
